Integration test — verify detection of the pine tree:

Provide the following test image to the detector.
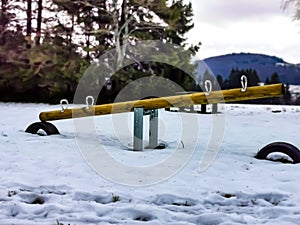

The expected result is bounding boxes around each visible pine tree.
[227,68,240,89]
[216,75,223,88]
[1,0,199,103]
[265,77,270,84]
[0,0,89,103]
[226,68,261,89]
[248,69,260,86]
[270,72,281,84]
[51,0,199,103]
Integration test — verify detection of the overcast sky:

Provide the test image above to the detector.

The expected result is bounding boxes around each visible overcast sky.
[187,0,300,63]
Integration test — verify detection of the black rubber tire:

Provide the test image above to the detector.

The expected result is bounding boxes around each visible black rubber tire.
[255,142,300,163]
[25,122,60,135]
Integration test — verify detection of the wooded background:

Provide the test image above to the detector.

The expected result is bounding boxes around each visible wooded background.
[0,0,200,103]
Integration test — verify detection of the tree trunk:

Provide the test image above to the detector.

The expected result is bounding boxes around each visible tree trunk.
[35,0,42,46]
[26,0,32,48]
[69,14,74,44]
[86,34,90,61]
[115,0,129,67]
[119,0,126,46]
[0,0,8,45]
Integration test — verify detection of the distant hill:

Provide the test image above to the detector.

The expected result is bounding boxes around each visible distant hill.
[197,53,300,84]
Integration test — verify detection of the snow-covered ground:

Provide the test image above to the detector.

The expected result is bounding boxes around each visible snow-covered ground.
[1,102,300,225]
[289,85,300,103]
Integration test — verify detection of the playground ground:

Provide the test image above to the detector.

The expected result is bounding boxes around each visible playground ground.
[1,102,300,225]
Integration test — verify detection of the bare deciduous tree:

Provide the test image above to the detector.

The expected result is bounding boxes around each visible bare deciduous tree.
[282,0,300,21]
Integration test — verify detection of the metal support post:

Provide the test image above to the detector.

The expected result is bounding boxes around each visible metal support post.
[134,108,144,151]
[212,103,218,114]
[148,109,158,148]
[201,104,207,114]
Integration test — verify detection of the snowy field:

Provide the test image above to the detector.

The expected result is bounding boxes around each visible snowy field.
[1,102,300,225]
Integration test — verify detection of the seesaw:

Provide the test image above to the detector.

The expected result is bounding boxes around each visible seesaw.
[25,78,300,164]
[41,84,284,122]
[25,82,285,151]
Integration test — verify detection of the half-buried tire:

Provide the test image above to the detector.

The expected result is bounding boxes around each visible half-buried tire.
[255,142,300,164]
[25,122,60,135]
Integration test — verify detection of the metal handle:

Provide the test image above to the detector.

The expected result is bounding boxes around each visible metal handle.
[241,75,248,93]
[204,80,212,96]
[86,96,95,109]
[60,99,69,113]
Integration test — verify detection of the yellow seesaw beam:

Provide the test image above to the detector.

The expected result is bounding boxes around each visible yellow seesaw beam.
[39,83,284,122]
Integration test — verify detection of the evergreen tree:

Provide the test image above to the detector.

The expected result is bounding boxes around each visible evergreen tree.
[0,0,89,103]
[270,72,281,84]
[52,0,199,103]
[226,68,260,89]
[51,0,198,59]
[248,69,260,86]
[227,68,240,89]
[0,0,199,103]
[216,75,223,88]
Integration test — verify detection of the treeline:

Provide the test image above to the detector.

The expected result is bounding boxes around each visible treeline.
[0,0,199,104]
[221,68,291,105]
[199,68,292,105]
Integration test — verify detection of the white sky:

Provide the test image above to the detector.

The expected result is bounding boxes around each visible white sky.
[187,0,300,63]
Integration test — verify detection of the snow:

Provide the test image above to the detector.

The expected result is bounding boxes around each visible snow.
[289,85,300,102]
[1,102,300,224]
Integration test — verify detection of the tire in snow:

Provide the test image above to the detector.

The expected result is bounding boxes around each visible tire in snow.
[25,122,60,135]
[255,142,300,164]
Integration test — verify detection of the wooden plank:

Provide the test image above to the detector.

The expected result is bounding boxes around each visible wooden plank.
[39,83,284,122]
